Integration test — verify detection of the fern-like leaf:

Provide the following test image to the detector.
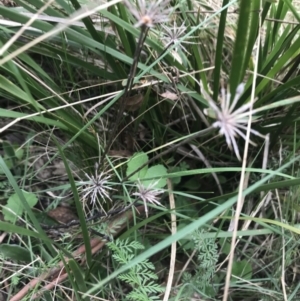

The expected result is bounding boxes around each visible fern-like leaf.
[107,238,163,301]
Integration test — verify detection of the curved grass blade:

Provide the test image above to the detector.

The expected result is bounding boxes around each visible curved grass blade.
[53,136,92,266]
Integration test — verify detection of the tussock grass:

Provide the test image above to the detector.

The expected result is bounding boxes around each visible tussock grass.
[0,0,300,300]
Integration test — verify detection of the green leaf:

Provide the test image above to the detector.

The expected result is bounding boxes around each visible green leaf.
[2,203,22,223]
[231,259,252,282]
[11,275,20,286]
[0,221,52,241]
[0,75,39,107]
[0,108,68,130]
[67,259,88,298]
[0,244,32,263]
[219,238,231,255]
[22,191,38,207]
[141,165,167,189]
[53,136,92,266]
[2,141,16,161]
[15,148,24,160]
[168,167,181,185]
[126,152,149,181]
[229,0,251,94]
[213,0,229,99]
[2,191,38,223]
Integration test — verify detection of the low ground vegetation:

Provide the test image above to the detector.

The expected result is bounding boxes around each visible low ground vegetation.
[0,0,300,300]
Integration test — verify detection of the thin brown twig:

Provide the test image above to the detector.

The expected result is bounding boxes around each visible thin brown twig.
[103,25,149,159]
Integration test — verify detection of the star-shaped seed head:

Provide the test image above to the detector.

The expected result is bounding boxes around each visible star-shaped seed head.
[204,83,266,161]
[124,0,172,28]
[132,180,164,217]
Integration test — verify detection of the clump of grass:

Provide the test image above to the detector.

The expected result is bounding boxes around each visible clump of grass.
[1,0,300,300]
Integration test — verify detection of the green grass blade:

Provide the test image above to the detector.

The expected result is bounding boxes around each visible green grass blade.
[53,137,92,266]
[85,155,300,295]
[229,0,251,93]
[110,3,134,57]
[213,0,229,100]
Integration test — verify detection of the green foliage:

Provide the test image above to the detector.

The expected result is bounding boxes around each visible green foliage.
[182,230,254,298]
[107,239,164,301]
[2,191,38,223]
[182,229,219,297]
[0,179,11,202]
[141,165,167,189]
[0,244,32,263]
[126,152,149,181]
[0,140,24,175]
[231,259,252,282]
[126,152,167,188]
[1,0,300,299]
[168,161,189,185]
[66,259,89,299]
[11,275,20,286]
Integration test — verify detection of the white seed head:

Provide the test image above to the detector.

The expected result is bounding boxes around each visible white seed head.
[132,180,164,217]
[124,0,172,28]
[204,83,266,161]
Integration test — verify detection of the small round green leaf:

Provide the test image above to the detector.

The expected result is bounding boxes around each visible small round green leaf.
[3,195,23,223]
[141,165,167,188]
[2,191,38,223]
[126,152,148,181]
[231,259,252,282]
[22,191,38,208]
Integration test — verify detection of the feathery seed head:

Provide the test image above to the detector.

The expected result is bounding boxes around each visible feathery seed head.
[124,0,172,28]
[132,180,163,217]
[161,22,189,53]
[79,164,115,213]
[204,83,265,161]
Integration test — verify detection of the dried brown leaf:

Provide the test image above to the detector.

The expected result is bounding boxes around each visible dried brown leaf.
[124,93,144,112]
[161,90,178,100]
